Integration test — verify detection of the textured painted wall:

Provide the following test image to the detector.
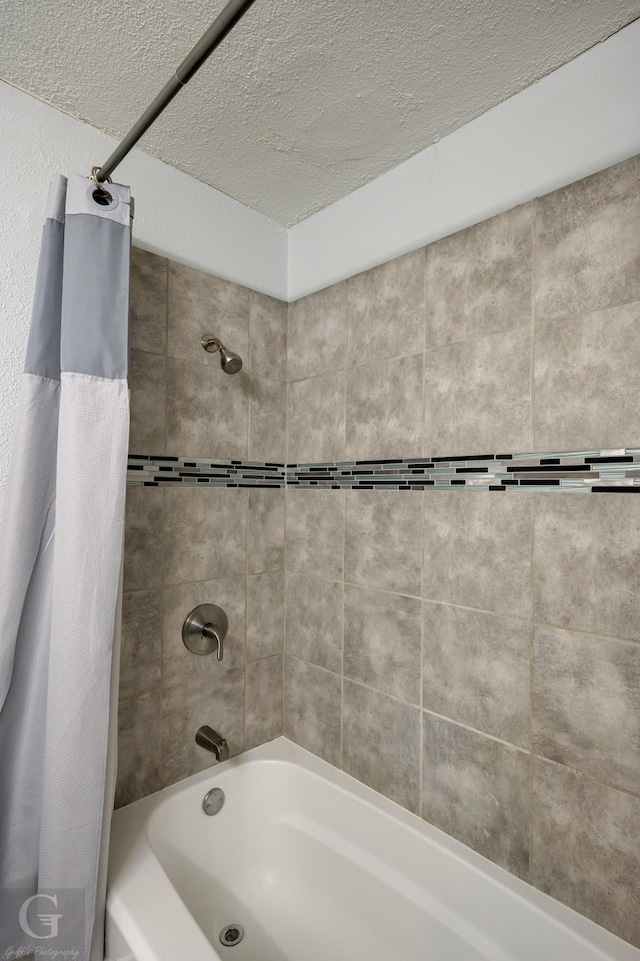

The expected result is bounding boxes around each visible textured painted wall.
[0,80,286,510]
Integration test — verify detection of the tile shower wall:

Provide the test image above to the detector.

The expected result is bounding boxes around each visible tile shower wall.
[283,156,640,948]
[117,250,286,807]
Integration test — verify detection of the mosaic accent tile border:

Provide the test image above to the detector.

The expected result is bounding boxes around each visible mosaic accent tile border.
[128,449,640,491]
[127,455,285,488]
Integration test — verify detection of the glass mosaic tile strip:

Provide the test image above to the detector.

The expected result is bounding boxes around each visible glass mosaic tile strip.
[127,449,640,492]
[127,455,286,488]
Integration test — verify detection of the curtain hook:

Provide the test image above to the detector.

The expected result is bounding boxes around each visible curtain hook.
[90,166,113,189]
[90,166,114,206]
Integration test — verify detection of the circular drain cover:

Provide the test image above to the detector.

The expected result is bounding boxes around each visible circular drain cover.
[220,924,244,947]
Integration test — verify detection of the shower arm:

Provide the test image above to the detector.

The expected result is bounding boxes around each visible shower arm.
[92,0,258,185]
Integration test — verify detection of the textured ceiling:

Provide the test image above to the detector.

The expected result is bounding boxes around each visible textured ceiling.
[1,1,639,226]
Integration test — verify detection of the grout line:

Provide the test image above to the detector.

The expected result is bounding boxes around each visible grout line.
[534,294,640,328]
[419,491,425,817]
[532,753,640,802]
[243,487,249,752]
[247,294,253,464]
[419,247,427,817]
[286,654,421,712]
[245,292,252,761]
[287,348,425,384]
[342,281,349,463]
[128,576,639,647]
[422,707,530,753]
[530,618,640,646]
[340,490,346,770]
[418,295,640,358]
[340,282,348,768]
[246,649,285,666]
[159,260,169,784]
[528,492,535,878]
[422,320,532,356]
[528,205,536,879]
[530,199,536,451]
[282,300,289,738]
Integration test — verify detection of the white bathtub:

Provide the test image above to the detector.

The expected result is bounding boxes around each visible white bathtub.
[106,737,638,961]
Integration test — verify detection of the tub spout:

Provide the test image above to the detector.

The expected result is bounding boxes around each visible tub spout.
[196,725,229,762]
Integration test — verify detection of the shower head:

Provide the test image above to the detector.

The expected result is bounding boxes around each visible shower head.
[218,344,243,374]
[201,334,243,374]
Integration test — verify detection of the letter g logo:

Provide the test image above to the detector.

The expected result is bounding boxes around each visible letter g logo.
[19,893,63,939]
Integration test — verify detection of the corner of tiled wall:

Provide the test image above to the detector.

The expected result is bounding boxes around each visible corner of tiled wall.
[282,154,640,949]
[118,250,287,808]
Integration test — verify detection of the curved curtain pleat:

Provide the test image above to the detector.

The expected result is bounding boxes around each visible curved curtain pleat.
[0,174,131,961]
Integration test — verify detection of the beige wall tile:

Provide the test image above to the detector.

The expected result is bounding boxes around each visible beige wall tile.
[347,249,425,367]
[129,349,166,454]
[248,489,284,573]
[167,261,249,368]
[129,247,167,355]
[285,572,343,673]
[287,282,347,382]
[345,354,423,460]
[423,492,531,618]
[534,625,640,794]
[533,493,640,640]
[286,489,344,580]
[345,490,422,596]
[123,487,164,592]
[423,602,530,747]
[422,714,531,878]
[161,669,246,784]
[118,658,161,704]
[246,572,284,661]
[120,590,162,699]
[534,302,640,451]
[166,357,250,459]
[424,326,531,456]
[250,291,287,382]
[535,155,640,321]
[344,585,421,704]
[533,758,640,947]
[343,680,421,812]
[249,377,286,462]
[287,372,346,463]
[164,488,246,584]
[283,656,341,766]
[115,691,162,808]
[245,655,283,750]
[426,203,533,348]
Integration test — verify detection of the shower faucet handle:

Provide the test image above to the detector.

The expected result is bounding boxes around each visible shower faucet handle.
[202,623,224,661]
[182,604,228,659]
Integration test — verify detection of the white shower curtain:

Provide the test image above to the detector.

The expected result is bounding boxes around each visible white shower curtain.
[0,174,131,961]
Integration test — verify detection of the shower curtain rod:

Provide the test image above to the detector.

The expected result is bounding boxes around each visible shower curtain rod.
[94,0,258,184]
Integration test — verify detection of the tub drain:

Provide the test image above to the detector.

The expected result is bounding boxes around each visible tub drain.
[220,924,244,947]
